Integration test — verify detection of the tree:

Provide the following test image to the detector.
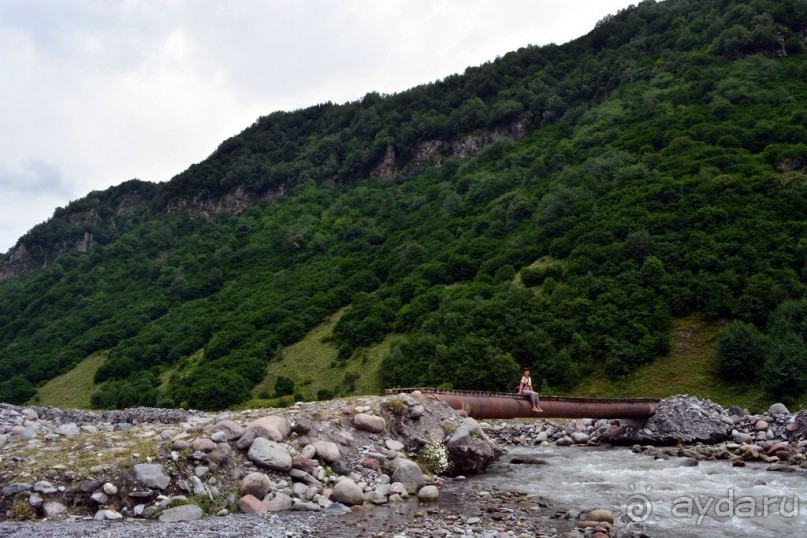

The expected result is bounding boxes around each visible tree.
[0,375,36,404]
[274,376,295,397]
[187,371,249,410]
[761,333,807,401]
[716,321,766,381]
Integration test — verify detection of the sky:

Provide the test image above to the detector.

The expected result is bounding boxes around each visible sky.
[0,0,639,254]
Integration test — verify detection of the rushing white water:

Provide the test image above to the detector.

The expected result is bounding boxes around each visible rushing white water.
[474,445,806,538]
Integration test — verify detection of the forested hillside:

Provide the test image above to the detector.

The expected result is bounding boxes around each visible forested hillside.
[2,0,807,410]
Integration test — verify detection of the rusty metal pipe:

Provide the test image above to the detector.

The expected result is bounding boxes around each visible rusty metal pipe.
[386,388,657,419]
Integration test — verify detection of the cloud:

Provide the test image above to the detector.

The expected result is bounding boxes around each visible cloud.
[0,0,638,253]
[0,159,75,196]
[0,186,74,256]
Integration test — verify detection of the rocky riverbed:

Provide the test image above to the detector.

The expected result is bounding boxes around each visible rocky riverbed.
[1,394,805,537]
[487,396,807,471]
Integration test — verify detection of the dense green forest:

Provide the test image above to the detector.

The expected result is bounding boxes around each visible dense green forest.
[2,0,807,410]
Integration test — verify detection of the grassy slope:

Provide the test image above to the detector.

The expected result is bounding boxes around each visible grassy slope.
[561,314,806,413]
[29,352,107,409]
[240,308,394,408]
[36,314,804,413]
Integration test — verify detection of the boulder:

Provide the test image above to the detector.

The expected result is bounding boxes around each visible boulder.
[55,423,80,437]
[727,406,746,417]
[247,416,291,441]
[134,464,171,490]
[158,504,204,522]
[768,464,797,473]
[210,431,228,443]
[291,482,308,499]
[301,444,317,459]
[236,429,257,450]
[2,483,32,496]
[354,413,386,433]
[42,501,67,518]
[444,420,499,474]
[755,420,769,431]
[91,492,109,505]
[732,430,754,444]
[769,403,790,415]
[248,438,292,472]
[291,418,312,435]
[603,395,730,445]
[417,485,439,502]
[94,509,123,521]
[239,494,268,514]
[289,469,321,487]
[33,481,58,494]
[241,472,272,498]
[212,419,245,441]
[390,458,424,492]
[571,432,590,444]
[331,479,365,506]
[385,439,404,451]
[263,492,293,512]
[587,509,615,524]
[362,458,381,471]
[292,457,317,475]
[331,460,350,475]
[313,441,341,463]
[323,502,352,516]
[784,411,807,439]
[191,438,216,452]
[409,405,425,419]
[79,478,105,493]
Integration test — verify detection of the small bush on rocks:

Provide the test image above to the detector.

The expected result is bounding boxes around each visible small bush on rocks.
[417,438,452,476]
[10,498,33,520]
[385,397,407,416]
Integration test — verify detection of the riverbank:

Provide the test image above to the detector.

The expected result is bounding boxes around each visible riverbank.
[1,394,805,537]
[1,393,612,538]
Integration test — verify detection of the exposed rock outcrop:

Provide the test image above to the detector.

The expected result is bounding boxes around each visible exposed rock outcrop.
[603,395,732,445]
[370,120,527,178]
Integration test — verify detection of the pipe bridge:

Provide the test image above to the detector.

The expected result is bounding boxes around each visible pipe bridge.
[385,388,658,420]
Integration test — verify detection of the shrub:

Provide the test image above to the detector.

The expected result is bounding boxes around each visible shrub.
[761,333,807,401]
[416,438,452,476]
[274,376,295,397]
[716,321,766,381]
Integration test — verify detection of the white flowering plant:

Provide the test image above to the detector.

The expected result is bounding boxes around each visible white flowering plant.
[416,438,453,476]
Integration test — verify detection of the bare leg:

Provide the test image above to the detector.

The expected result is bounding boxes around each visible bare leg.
[525,391,543,413]
[534,393,543,412]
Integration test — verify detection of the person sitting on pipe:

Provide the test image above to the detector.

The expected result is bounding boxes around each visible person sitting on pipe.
[518,367,543,413]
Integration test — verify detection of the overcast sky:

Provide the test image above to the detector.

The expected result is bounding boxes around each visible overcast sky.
[0,0,638,253]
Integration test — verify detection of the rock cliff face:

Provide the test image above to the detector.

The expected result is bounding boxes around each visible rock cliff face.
[370,120,527,177]
[164,185,286,219]
[0,244,37,281]
[0,117,527,282]
[0,183,284,282]
[0,189,147,281]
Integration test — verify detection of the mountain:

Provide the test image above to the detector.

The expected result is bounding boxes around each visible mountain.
[2,0,807,411]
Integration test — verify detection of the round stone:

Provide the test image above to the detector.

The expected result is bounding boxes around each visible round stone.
[417,485,439,502]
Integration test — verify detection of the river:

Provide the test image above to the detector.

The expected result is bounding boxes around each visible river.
[471,445,806,537]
